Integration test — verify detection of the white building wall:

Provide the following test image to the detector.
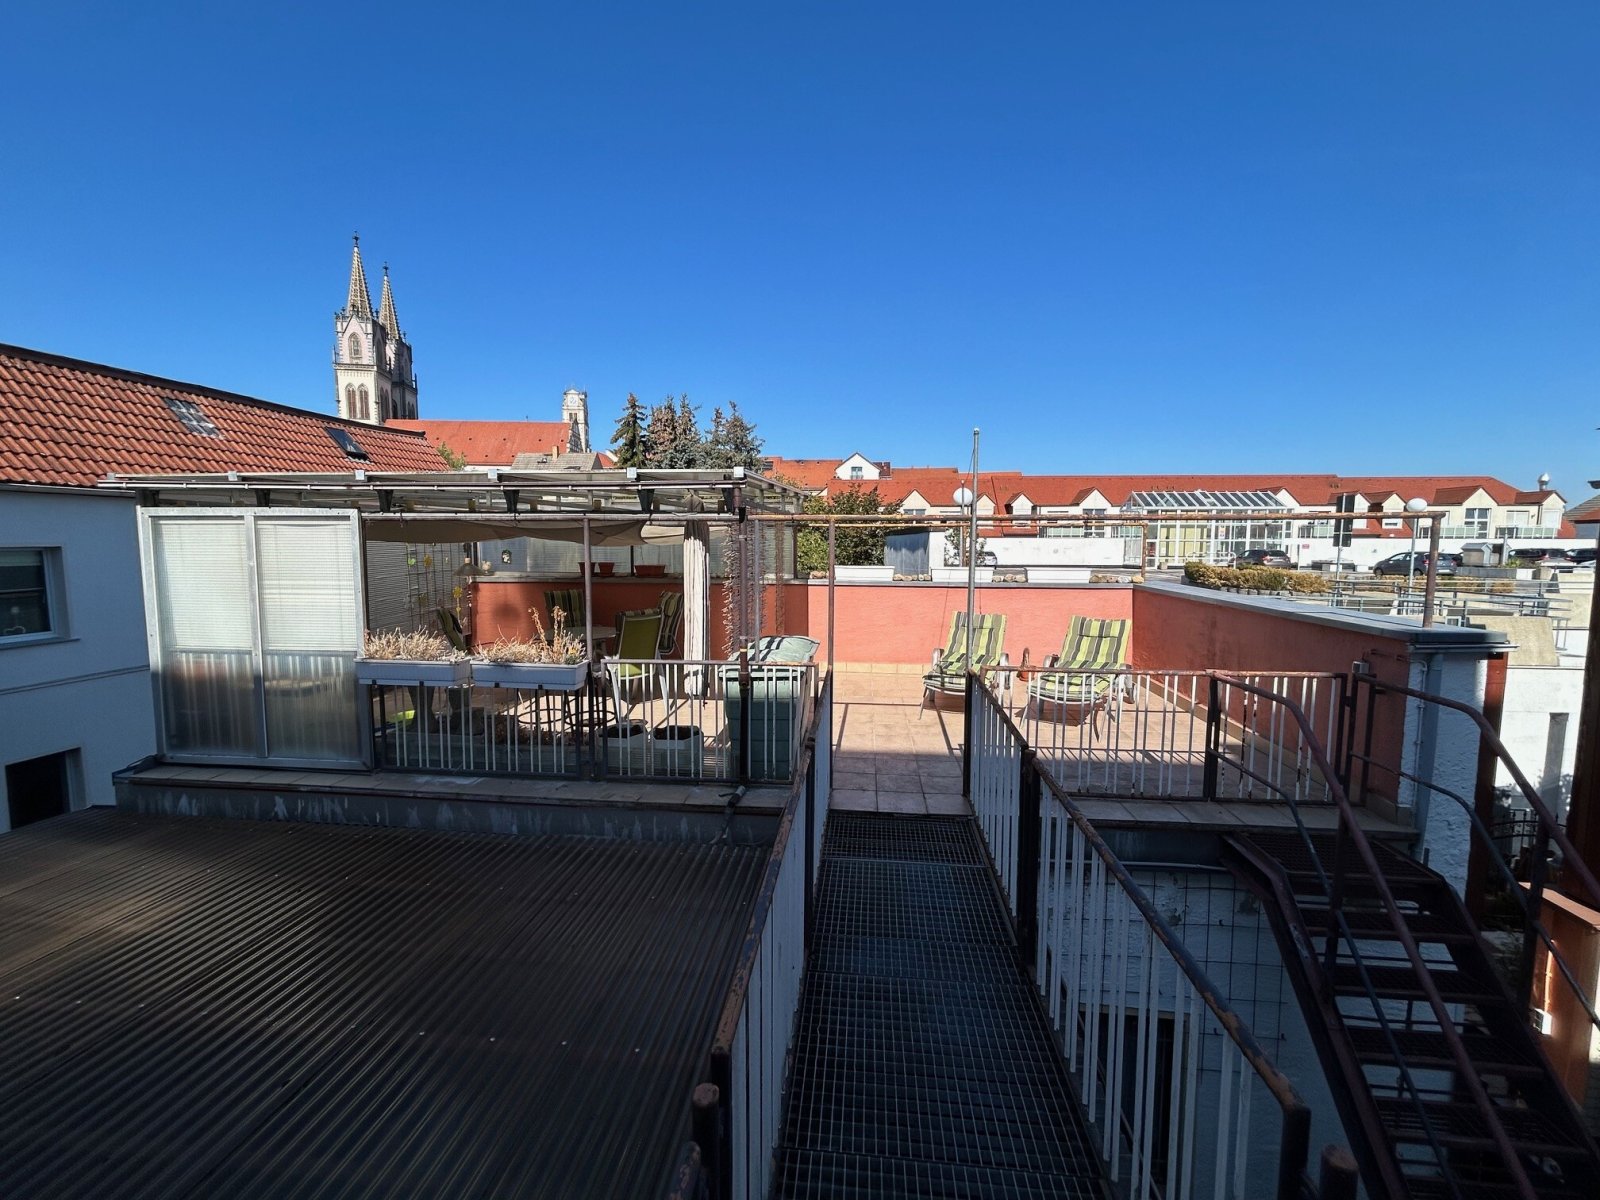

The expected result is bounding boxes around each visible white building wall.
[1499,664,1583,819]
[0,488,154,829]
[1403,651,1486,892]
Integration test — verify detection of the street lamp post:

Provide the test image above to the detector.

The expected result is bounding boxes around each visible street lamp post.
[1404,497,1427,597]
[953,429,980,668]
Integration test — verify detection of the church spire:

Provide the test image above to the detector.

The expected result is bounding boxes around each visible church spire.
[345,234,373,318]
[377,263,401,339]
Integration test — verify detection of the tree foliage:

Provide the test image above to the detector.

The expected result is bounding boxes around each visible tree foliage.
[795,485,903,574]
[437,442,468,469]
[609,393,647,468]
[612,393,766,470]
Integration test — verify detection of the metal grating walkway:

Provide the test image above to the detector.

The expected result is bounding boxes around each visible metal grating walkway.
[776,812,1106,1198]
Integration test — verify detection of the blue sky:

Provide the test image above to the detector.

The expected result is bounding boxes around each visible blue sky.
[3,3,1597,497]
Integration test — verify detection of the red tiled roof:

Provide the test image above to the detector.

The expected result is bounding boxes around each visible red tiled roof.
[763,457,848,489]
[389,419,573,465]
[0,344,443,487]
[1566,494,1600,524]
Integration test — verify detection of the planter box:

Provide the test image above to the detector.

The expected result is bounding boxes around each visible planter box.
[469,660,589,692]
[355,657,471,688]
[835,565,894,582]
[931,566,995,584]
[651,724,704,777]
[602,722,649,774]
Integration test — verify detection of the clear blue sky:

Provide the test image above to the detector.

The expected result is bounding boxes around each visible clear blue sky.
[3,3,1596,497]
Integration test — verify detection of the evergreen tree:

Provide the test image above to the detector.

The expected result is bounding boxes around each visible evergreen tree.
[667,394,704,467]
[643,398,682,467]
[610,393,647,468]
[706,401,765,470]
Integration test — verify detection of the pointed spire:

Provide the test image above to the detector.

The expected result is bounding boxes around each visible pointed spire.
[345,234,373,318]
[378,262,402,339]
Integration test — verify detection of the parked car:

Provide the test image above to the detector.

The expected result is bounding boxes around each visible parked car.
[1574,548,1596,569]
[1233,548,1296,569]
[1507,548,1577,572]
[1371,552,1462,578]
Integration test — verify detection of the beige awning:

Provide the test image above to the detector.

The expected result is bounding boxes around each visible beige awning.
[361,517,685,546]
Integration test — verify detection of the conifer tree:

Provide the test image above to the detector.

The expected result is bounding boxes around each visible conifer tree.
[610,393,647,468]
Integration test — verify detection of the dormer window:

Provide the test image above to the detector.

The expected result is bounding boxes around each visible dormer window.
[347,333,362,362]
[849,465,863,479]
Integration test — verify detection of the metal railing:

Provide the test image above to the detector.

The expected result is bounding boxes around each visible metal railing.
[1346,673,1600,1061]
[968,675,1357,1200]
[1211,673,1549,1200]
[675,671,832,1200]
[364,657,818,786]
[994,668,1344,805]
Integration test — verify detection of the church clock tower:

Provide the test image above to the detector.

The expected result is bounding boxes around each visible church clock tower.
[334,236,417,424]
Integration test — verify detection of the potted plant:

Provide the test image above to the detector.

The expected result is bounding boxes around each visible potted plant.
[651,723,704,776]
[601,720,649,773]
[355,628,471,687]
[470,607,590,691]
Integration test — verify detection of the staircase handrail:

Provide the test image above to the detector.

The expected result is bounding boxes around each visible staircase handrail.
[1351,673,1600,910]
[972,672,1342,1199]
[1341,744,1600,1041]
[1212,672,1541,1200]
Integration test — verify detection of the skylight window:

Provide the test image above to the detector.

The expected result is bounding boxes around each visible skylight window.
[325,426,370,461]
[163,396,222,438]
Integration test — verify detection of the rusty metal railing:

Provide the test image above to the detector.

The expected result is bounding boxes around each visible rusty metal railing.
[968,673,1357,1200]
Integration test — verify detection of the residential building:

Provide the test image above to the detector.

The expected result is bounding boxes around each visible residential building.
[0,342,443,830]
[768,457,1579,568]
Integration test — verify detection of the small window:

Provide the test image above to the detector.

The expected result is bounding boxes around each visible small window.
[348,332,362,361]
[1,548,59,641]
[163,396,222,438]
[325,427,370,460]
[849,465,863,479]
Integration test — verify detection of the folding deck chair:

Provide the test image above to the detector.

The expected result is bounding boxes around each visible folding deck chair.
[1024,616,1131,732]
[921,611,1008,712]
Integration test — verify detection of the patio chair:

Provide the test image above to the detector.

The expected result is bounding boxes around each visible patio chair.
[605,610,666,723]
[1025,616,1131,732]
[921,612,1008,710]
[543,587,586,632]
[656,591,684,657]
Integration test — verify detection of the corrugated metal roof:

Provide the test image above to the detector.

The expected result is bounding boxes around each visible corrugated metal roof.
[0,809,763,1199]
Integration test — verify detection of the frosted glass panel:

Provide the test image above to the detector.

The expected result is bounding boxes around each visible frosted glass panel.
[257,518,359,652]
[151,520,253,649]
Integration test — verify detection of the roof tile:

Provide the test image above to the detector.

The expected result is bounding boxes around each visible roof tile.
[0,344,443,486]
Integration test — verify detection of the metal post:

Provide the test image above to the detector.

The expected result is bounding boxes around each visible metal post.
[737,647,752,787]
[1563,517,1600,880]
[966,428,979,667]
[709,1048,733,1200]
[1317,1144,1359,1200]
[1421,514,1441,627]
[1276,1105,1312,1200]
[1016,748,1042,975]
[691,1083,721,1200]
[962,670,975,798]
[826,522,836,679]
[1202,675,1221,801]
[1517,824,1552,1017]
[1467,653,1508,919]
[803,747,816,946]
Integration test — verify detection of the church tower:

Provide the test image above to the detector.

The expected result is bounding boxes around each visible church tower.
[561,388,590,453]
[334,236,417,424]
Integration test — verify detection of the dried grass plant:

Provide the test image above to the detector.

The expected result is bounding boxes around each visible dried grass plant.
[478,606,587,665]
[361,628,464,661]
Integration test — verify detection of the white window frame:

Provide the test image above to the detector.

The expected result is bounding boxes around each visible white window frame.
[0,546,66,646]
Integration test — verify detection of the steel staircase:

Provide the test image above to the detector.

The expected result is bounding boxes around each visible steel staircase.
[1223,829,1600,1200]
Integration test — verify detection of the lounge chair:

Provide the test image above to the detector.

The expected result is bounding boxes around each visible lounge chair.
[921,612,1007,710]
[1025,616,1131,732]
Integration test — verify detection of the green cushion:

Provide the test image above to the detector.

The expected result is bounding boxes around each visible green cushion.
[749,635,820,664]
